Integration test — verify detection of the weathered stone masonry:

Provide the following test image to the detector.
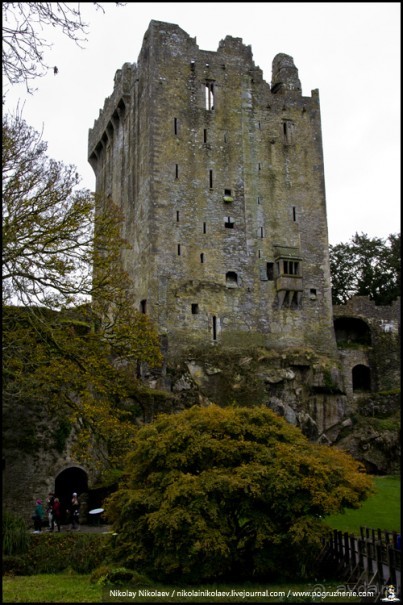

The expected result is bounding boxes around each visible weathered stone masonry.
[88,20,337,359]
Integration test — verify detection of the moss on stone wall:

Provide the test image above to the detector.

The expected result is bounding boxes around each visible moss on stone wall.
[53,418,73,454]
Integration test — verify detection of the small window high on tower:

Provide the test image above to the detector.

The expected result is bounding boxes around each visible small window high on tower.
[205,81,215,110]
[226,271,238,286]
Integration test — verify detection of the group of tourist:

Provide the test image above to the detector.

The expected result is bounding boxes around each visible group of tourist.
[32,492,80,533]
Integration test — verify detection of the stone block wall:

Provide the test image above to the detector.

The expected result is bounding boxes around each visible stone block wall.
[88,20,337,360]
[333,297,400,393]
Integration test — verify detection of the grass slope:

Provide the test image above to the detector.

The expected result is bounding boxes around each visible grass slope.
[324,475,401,534]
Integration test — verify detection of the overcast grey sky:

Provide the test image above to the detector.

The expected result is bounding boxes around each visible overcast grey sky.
[4,2,400,245]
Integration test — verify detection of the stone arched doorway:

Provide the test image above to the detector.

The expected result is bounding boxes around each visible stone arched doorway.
[54,466,88,523]
[352,364,371,392]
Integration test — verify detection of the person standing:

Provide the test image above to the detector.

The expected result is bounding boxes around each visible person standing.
[52,497,62,532]
[46,492,55,531]
[32,499,44,533]
[70,492,80,530]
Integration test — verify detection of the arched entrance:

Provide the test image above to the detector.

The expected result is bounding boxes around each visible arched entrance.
[55,466,88,523]
[352,364,371,392]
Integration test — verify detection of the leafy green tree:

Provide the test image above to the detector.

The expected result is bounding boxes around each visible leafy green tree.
[106,405,372,583]
[329,232,401,305]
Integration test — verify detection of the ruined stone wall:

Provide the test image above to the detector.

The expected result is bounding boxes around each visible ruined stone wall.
[333,296,400,326]
[88,20,337,359]
[2,400,99,522]
[333,297,400,392]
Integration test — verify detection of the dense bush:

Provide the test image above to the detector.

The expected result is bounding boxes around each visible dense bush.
[2,511,112,576]
[2,555,34,576]
[90,565,152,586]
[106,405,373,583]
[24,533,110,574]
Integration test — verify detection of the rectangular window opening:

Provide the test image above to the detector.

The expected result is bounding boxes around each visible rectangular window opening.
[205,81,215,110]
[177,244,181,256]
[209,169,213,189]
[140,299,147,314]
[226,271,238,285]
[225,217,234,229]
[260,227,264,238]
[174,118,178,135]
[203,222,207,234]
[224,189,231,196]
[204,129,207,143]
[191,303,199,315]
[175,164,179,179]
[283,260,299,275]
[212,315,217,340]
[200,253,204,264]
[267,262,274,281]
[292,206,297,222]
[176,211,180,222]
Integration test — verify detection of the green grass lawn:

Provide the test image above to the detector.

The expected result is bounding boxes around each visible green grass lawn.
[324,475,401,534]
[2,574,362,603]
[2,573,102,603]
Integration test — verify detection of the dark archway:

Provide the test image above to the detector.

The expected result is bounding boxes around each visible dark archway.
[334,317,372,347]
[352,364,371,392]
[54,466,88,523]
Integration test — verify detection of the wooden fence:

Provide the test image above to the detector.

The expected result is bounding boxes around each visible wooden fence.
[319,526,401,602]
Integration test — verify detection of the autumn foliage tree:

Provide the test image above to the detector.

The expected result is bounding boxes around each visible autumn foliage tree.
[2,3,163,478]
[2,112,163,468]
[3,112,96,308]
[106,405,373,583]
[2,305,162,468]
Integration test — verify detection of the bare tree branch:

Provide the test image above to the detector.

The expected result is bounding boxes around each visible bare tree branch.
[2,2,126,93]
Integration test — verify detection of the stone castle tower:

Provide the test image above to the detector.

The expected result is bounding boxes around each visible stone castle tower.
[88,20,337,358]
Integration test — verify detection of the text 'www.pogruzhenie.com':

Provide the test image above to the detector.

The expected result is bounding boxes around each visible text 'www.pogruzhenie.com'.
[105,584,378,601]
